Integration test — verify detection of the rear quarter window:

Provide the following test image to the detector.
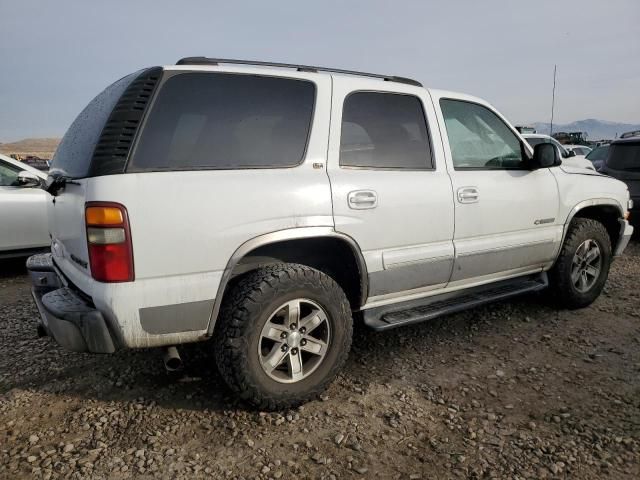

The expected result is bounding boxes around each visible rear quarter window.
[128,73,316,171]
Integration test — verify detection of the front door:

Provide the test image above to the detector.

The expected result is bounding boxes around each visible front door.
[327,78,455,305]
[434,96,561,285]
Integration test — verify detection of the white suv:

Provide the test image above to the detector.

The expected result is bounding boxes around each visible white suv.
[28,58,633,409]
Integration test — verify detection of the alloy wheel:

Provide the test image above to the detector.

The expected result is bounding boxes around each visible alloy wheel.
[258,299,331,383]
[571,239,602,293]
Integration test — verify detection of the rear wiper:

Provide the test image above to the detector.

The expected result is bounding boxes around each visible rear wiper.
[46,174,80,196]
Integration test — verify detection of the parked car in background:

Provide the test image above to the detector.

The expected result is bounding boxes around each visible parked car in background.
[620,130,640,139]
[597,138,639,226]
[21,156,51,171]
[26,58,633,409]
[522,134,595,170]
[0,154,50,258]
[564,145,592,156]
[586,144,610,170]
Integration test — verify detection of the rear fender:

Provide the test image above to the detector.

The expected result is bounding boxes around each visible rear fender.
[205,227,367,335]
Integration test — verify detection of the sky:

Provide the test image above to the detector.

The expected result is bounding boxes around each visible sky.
[1,0,639,142]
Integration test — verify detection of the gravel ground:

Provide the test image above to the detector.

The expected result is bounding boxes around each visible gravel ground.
[1,242,639,480]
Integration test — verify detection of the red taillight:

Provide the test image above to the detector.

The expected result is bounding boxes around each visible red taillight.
[85,202,134,282]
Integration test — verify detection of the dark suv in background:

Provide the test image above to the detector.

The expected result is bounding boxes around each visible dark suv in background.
[599,138,640,226]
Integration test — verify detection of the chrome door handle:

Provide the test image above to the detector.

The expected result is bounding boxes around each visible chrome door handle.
[457,187,479,203]
[348,190,378,209]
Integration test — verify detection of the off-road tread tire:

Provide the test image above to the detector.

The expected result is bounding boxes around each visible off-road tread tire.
[549,218,611,309]
[214,263,352,410]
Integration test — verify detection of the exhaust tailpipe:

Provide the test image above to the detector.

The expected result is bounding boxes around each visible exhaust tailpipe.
[163,346,183,372]
[36,324,48,338]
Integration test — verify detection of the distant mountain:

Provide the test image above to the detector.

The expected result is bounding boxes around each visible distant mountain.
[530,119,640,141]
[0,137,60,158]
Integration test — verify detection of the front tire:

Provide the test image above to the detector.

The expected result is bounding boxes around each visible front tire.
[549,218,612,309]
[214,264,353,410]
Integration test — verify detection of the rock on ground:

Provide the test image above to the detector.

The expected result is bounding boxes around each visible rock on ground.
[1,243,639,479]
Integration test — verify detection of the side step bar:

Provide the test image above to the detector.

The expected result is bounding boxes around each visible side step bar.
[364,273,548,331]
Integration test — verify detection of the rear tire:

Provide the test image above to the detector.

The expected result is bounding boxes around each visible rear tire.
[549,218,612,309]
[214,263,352,410]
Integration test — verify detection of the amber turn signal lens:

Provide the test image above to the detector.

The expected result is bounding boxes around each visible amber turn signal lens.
[86,206,123,226]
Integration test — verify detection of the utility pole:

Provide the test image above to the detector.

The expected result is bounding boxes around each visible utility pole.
[550,64,557,136]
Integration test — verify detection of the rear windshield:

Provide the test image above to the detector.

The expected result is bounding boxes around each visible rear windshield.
[607,143,640,171]
[128,73,315,171]
[50,71,141,178]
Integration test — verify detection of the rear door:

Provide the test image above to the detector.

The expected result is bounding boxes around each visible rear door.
[434,95,561,285]
[0,159,48,251]
[327,77,455,305]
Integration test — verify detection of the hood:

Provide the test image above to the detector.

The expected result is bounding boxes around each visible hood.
[559,165,603,177]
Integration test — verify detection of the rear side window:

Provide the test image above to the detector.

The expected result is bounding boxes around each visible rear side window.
[607,143,640,170]
[50,71,141,178]
[129,73,315,171]
[340,92,433,169]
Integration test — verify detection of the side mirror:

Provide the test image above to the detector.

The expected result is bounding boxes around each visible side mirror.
[17,171,42,188]
[531,143,559,169]
[567,150,576,157]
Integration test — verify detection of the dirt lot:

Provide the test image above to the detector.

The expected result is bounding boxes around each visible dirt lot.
[1,243,639,480]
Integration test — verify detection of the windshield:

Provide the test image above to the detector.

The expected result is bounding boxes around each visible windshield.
[586,145,609,161]
[549,138,569,156]
[606,143,640,171]
[525,137,544,147]
[525,136,569,157]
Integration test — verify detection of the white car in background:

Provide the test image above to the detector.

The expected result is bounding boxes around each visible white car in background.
[564,145,592,156]
[0,154,50,258]
[522,134,595,170]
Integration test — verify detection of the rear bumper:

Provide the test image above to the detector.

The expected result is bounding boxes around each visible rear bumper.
[614,219,634,257]
[27,253,116,353]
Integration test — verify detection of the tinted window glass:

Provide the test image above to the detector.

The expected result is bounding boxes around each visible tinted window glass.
[50,71,141,178]
[607,143,640,170]
[440,99,523,169]
[129,73,315,170]
[0,161,20,186]
[340,92,432,169]
[586,145,609,161]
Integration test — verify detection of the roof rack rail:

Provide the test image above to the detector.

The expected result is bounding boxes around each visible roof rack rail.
[175,57,422,87]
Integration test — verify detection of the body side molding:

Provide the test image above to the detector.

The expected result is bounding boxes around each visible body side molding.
[205,227,368,336]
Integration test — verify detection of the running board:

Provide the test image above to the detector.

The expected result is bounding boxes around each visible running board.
[364,273,548,331]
